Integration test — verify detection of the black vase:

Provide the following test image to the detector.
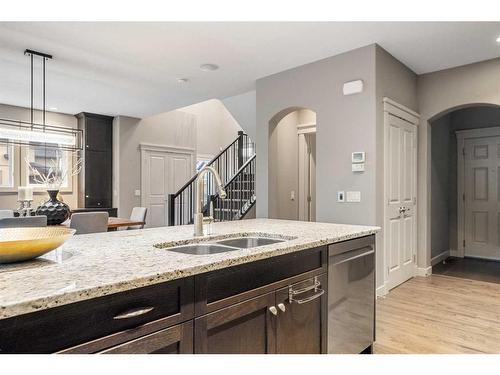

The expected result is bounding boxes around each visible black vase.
[36,189,70,225]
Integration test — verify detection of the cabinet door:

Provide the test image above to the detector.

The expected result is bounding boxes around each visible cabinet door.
[85,116,112,152]
[85,150,112,207]
[275,274,327,354]
[100,321,193,354]
[194,292,276,354]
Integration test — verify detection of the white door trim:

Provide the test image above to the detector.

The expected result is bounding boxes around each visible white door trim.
[139,143,195,219]
[456,126,500,258]
[383,97,420,121]
[383,97,420,292]
[297,124,316,221]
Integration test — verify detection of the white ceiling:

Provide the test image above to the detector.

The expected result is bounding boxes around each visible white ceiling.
[0,22,499,118]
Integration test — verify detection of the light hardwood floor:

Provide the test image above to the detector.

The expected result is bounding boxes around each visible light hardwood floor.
[374,275,500,354]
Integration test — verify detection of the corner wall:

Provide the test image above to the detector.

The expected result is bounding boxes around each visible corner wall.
[417,57,500,269]
[256,44,378,225]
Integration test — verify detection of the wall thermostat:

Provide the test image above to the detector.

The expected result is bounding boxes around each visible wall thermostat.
[352,151,365,163]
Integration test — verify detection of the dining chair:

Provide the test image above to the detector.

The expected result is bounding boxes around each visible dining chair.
[127,207,147,230]
[0,215,47,228]
[0,210,14,219]
[70,212,109,235]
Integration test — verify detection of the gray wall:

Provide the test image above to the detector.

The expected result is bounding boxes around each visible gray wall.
[256,44,418,291]
[268,110,299,220]
[222,91,256,140]
[430,106,500,258]
[179,99,242,157]
[113,100,244,218]
[256,44,378,225]
[430,114,451,259]
[113,111,196,217]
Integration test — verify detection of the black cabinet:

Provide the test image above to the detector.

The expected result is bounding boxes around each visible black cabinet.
[76,112,113,209]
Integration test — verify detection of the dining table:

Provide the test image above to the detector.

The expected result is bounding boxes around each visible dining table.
[61,217,145,231]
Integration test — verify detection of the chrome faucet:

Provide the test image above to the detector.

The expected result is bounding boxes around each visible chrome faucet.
[194,166,226,236]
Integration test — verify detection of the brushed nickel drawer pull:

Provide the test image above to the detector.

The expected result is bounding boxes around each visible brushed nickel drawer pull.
[269,306,278,316]
[290,288,325,304]
[113,307,155,320]
[278,303,286,312]
[289,276,324,304]
[289,277,321,296]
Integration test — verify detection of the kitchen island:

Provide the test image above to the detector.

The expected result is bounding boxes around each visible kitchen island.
[0,219,379,354]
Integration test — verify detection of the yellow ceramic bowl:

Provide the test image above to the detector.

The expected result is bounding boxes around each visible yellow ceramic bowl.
[0,227,76,264]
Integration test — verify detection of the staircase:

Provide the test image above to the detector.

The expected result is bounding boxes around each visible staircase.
[168,131,255,226]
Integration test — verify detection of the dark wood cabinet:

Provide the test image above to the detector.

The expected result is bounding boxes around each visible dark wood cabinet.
[0,278,194,354]
[76,112,113,209]
[194,292,276,354]
[100,321,193,354]
[275,274,327,354]
[0,245,335,354]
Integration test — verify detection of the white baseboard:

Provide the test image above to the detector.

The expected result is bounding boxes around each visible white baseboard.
[376,283,388,298]
[431,250,450,266]
[416,266,432,277]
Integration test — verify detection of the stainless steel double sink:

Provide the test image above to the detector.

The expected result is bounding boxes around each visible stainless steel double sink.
[167,236,286,255]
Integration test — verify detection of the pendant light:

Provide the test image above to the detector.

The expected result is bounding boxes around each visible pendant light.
[0,49,83,151]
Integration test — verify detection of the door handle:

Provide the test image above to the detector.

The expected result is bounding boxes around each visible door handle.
[269,306,278,316]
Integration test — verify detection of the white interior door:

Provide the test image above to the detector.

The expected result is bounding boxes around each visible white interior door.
[464,136,500,260]
[141,147,192,228]
[385,113,417,290]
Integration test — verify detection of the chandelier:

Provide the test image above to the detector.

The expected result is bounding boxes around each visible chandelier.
[0,49,83,151]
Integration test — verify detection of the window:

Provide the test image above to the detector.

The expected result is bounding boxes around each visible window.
[0,141,14,188]
[23,144,70,189]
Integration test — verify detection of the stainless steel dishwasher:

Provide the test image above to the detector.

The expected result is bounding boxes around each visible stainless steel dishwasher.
[328,235,375,354]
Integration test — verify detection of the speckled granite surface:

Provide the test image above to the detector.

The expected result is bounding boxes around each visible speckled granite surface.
[0,219,379,319]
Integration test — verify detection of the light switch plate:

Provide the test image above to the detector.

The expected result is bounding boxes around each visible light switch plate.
[337,191,345,202]
[134,190,141,197]
[346,191,361,202]
[352,163,365,172]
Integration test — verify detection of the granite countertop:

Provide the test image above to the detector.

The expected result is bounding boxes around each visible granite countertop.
[0,219,379,319]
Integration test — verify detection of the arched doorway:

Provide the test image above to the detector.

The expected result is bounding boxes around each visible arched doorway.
[268,107,317,221]
[429,103,500,282]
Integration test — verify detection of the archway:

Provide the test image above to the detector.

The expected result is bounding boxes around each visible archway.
[429,103,500,281]
[268,107,317,221]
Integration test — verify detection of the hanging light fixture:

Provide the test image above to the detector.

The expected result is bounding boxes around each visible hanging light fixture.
[0,49,83,151]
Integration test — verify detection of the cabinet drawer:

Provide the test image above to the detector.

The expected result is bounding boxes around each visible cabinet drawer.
[195,246,326,315]
[0,277,194,353]
[99,321,193,354]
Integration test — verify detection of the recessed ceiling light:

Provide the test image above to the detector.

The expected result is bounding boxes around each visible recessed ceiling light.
[177,78,189,83]
[497,36,500,43]
[200,63,219,72]
[49,107,58,111]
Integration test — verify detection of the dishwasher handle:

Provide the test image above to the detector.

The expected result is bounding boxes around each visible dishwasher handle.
[330,245,374,266]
